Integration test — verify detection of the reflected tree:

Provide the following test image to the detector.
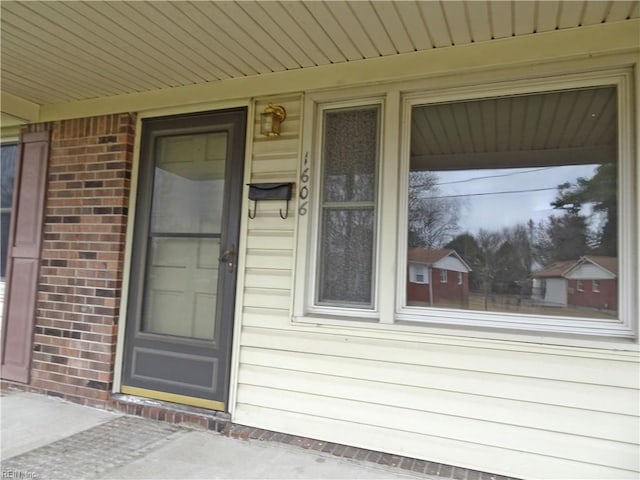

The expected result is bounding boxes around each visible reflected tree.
[408,171,462,248]
[551,163,617,256]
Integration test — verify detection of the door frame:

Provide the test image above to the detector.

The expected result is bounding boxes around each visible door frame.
[113,102,252,414]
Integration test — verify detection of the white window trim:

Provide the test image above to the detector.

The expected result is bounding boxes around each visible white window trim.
[592,280,601,293]
[396,69,636,338]
[294,95,387,321]
[293,68,636,341]
[458,272,463,286]
[577,280,585,292]
[440,270,448,284]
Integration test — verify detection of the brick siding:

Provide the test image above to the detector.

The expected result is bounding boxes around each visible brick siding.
[24,114,136,404]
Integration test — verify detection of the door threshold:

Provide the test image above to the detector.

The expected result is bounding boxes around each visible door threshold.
[120,386,225,411]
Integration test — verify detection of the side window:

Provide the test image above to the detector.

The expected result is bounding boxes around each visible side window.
[1,143,18,279]
[316,104,380,308]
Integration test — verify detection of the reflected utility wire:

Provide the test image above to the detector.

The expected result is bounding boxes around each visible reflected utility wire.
[421,186,558,200]
[433,167,556,186]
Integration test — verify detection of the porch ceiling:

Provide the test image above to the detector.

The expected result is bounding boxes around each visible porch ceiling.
[1,1,639,123]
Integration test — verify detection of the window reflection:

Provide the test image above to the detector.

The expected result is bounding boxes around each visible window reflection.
[407,86,618,319]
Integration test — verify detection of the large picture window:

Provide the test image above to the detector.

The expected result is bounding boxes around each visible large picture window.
[405,86,619,320]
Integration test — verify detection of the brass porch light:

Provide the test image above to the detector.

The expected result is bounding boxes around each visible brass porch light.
[260,104,286,137]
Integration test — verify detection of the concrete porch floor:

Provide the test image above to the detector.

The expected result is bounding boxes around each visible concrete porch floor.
[1,389,517,480]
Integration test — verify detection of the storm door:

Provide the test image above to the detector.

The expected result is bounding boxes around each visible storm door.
[122,109,246,410]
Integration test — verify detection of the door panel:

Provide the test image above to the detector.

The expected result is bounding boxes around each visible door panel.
[122,109,246,408]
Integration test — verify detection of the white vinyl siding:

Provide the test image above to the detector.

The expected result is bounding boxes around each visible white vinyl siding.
[233,91,640,479]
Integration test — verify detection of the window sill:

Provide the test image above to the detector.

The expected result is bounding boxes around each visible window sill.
[292,311,638,352]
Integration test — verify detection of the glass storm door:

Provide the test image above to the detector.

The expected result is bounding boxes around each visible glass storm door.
[122,109,246,410]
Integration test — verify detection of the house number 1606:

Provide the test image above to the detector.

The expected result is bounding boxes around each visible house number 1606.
[298,152,310,216]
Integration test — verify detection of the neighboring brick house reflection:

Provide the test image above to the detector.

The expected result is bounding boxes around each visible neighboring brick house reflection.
[531,256,617,312]
[407,248,471,308]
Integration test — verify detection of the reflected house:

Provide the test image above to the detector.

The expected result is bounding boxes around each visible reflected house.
[531,256,617,311]
[407,248,471,307]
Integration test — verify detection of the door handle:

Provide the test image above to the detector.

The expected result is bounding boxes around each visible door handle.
[218,246,236,272]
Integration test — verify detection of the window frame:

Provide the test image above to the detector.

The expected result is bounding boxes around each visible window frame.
[293,68,636,341]
[592,280,601,293]
[295,96,386,320]
[577,280,585,293]
[439,270,448,284]
[396,70,636,338]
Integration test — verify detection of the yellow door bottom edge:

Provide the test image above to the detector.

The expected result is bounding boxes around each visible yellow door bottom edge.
[121,386,225,411]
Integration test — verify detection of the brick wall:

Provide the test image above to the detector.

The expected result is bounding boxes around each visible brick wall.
[25,114,136,406]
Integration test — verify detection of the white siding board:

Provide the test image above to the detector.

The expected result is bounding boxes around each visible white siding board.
[236,384,638,471]
[441,1,472,46]
[245,231,295,251]
[0,48,101,101]
[244,1,330,67]
[0,71,71,105]
[489,1,513,39]
[245,250,293,270]
[581,1,611,25]
[0,39,126,98]
[244,269,292,290]
[394,2,433,50]
[216,2,300,71]
[251,138,299,158]
[239,327,639,388]
[165,2,258,76]
[558,1,585,28]
[233,404,636,480]
[0,13,153,97]
[536,1,561,32]
[147,2,246,79]
[465,1,492,42]
[238,2,314,68]
[349,2,397,56]
[238,364,638,444]
[417,2,452,47]
[297,2,361,62]
[78,2,202,86]
[114,2,212,82]
[239,347,640,416]
[371,2,414,54]
[607,1,638,21]
[243,288,291,311]
[187,2,272,75]
[513,1,536,36]
[280,2,346,64]
[242,308,291,330]
[190,3,273,74]
[42,2,185,88]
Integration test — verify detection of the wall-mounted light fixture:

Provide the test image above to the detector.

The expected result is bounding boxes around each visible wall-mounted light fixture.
[260,104,286,137]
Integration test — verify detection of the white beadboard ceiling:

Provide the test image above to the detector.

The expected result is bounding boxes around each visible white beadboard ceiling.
[1,1,639,108]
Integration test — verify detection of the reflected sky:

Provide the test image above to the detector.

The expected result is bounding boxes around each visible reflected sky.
[423,164,601,234]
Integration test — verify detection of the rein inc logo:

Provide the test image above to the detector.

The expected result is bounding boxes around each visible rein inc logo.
[2,470,38,479]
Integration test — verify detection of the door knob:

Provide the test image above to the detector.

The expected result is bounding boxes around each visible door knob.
[218,247,236,272]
